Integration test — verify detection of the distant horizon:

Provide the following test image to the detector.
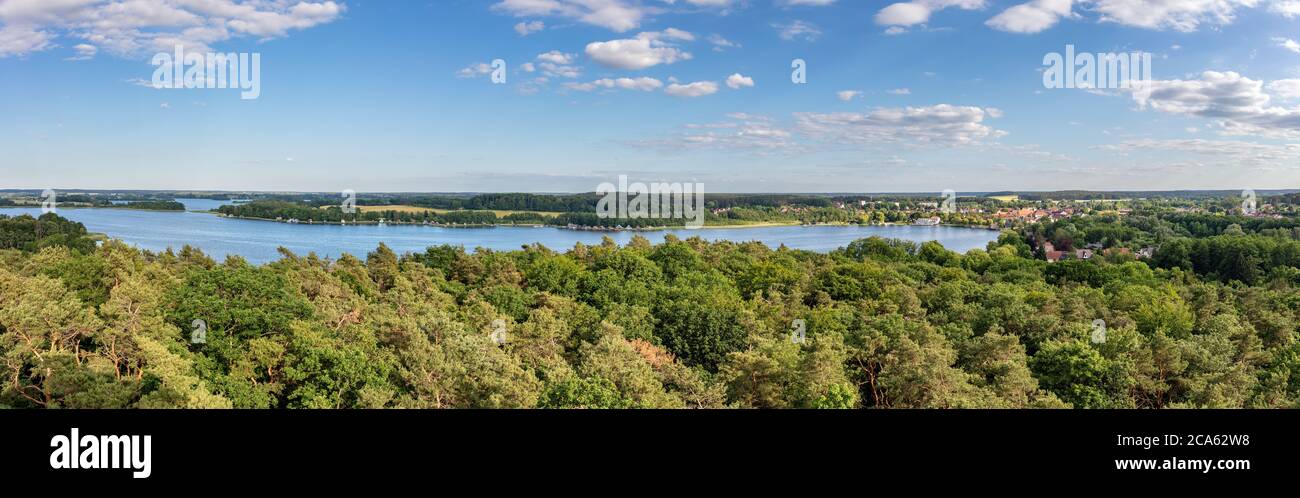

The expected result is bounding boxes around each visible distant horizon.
[3,188,1300,197]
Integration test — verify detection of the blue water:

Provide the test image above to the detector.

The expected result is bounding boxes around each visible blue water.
[175,198,231,212]
[1,199,1001,264]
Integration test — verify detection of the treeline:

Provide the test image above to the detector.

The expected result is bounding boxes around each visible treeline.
[0,213,96,253]
[216,201,536,226]
[3,213,1300,409]
[1028,212,1300,284]
[1015,190,1284,201]
[115,200,186,211]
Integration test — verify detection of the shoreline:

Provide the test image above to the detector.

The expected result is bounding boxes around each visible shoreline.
[3,207,1002,233]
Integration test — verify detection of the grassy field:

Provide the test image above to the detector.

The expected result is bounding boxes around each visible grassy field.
[356,205,562,218]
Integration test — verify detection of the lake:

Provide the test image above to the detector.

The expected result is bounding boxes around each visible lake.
[1,199,1001,264]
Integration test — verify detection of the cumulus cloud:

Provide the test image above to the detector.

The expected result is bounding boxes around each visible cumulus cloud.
[725,73,754,89]
[1132,71,1300,138]
[456,62,495,78]
[1274,0,1300,17]
[0,23,52,57]
[1267,79,1300,99]
[537,50,575,65]
[888,88,911,95]
[491,0,651,32]
[565,76,663,92]
[514,20,545,35]
[66,42,97,60]
[665,81,719,97]
[874,0,985,27]
[986,0,1075,33]
[772,20,821,41]
[1091,0,1255,32]
[1276,37,1300,53]
[585,30,693,69]
[837,90,862,101]
[707,33,739,50]
[0,0,346,58]
[795,104,1007,145]
[639,27,694,42]
[534,50,581,78]
[982,0,1300,33]
[633,104,1007,153]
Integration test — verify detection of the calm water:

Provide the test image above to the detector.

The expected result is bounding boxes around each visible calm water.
[1,199,1000,264]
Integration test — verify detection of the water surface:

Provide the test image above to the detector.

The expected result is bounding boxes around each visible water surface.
[2,199,1000,264]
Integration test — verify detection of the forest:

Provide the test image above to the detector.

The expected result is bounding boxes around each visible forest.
[1,211,1298,409]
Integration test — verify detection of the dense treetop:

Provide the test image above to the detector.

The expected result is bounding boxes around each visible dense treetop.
[1,211,1298,409]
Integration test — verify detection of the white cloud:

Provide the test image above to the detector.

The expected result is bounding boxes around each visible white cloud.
[515,20,545,35]
[888,88,912,95]
[1268,79,1300,99]
[1091,0,1255,32]
[874,0,985,27]
[534,50,581,78]
[66,42,96,60]
[585,35,691,69]
[1133,71,1300,138]
[0,24,52,58]
[631,113,798,152]
[537,50,576,65]
[566,76,663,92]
[707,33,739,50]
[725,73,754,89]
[837,90,862,101]
[1274,0,1300,17]
[986,0,1075,33]
[639,27,694,42]
[665,80,719,97]
[795,104,1007,145]
[634,105,1006,153]
[491,0,650,32]
[457,62,494,78]
[0,0,345,58]
[1275,37,1300,53]
[772,20,821,41]
[1095,138,1300,168]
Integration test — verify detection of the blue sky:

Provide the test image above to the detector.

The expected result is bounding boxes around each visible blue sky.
[2,0,1299,192]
